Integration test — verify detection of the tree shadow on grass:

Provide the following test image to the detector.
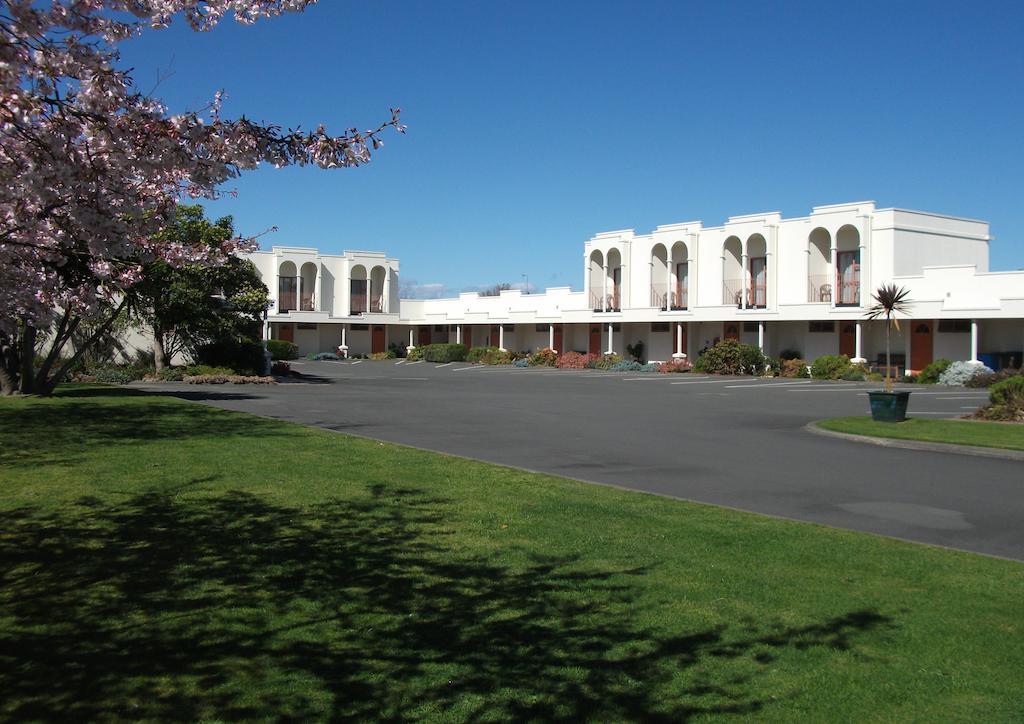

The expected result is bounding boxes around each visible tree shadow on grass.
[0,388,287,468]
[0,485,894,720]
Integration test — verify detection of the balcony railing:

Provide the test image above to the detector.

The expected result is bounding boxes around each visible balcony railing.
[351,293,367,314]
[370,294,384,313]
[300,291,314,311]
[723,279,742,306]
[672,288,688,310]
[651,283,668,309]
[590,290,620,312]
[808,275,831,303]
[837,278,860,306]
[747,283,766,309]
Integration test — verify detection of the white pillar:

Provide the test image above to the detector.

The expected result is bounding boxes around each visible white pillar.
[457,325,462,345]
[548,324,555,352]
[606,323,614,354]
[383,269,391,314]
[757,320,765,353]
[339,325,348,358]
[853,321,865,363]
[741,252,749,309]
[296,274,303,311]
[970,319,979,362]
[585,262,592,308]
[602,265,608,312]
[273,264,280,313]
[408,328,414,353]
[673,323,685,359]
[829,246,838,309]
[499,324,505,352]
[314,266,321,312]
[665,257,672,309]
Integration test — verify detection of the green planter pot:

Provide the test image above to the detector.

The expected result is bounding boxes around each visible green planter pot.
[867,391,911,422]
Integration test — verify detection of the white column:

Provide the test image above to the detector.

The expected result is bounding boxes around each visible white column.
[273,264,280,313]
[606,323,614,354]
[314,266,322,312]
[548,324,555,352]
[585,262,592,308]
[408,328,414,353]
[296,274,303,311]
[665,258,673,309]
[673,323,685,359]
[829,245,838,309]
[602,265,608,312]
[383,270,391,313]
[340,325,348,358]
[853,321,865,363]
[457,325,462,345]
[740,252,749,309]
[757,320,765,353]
[499,325,505,351]
[970,319,979,362]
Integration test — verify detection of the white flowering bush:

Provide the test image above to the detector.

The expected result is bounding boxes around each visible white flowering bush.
[937,361,993,386]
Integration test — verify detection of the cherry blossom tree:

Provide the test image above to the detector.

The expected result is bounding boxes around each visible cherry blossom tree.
[0,1,405,395]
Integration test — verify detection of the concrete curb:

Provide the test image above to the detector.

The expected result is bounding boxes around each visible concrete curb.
[805,422,1024,462]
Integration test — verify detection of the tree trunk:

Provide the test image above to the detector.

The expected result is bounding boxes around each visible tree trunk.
[17,324,36,394]
[885,317,892,393]
[153,327,169,371]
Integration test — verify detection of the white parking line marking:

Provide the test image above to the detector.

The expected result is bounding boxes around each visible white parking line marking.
[452,365,489,372]
[395,359,404,365]
[395,377,428,381]
[671,380,728,385]
[786,385,867,392]
[622,377,666,381]
[434,363,452,368]
[350,360,363,365]
[724,380,814,388]
[937,396,985,400]
[405,360,423,365]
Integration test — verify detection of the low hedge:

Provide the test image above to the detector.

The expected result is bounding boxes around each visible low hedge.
[418,343,468,363]
[694,339,765,375]
[810,354,852,380]
[467,346,512,365]
[266,339,299,361]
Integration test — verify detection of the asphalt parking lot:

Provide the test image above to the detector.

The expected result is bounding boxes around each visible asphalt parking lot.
[139,360,1023,560]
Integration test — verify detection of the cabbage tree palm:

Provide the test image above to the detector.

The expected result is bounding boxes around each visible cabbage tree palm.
[865,284,912,392]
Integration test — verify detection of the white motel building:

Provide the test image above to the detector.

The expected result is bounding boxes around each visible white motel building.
[243,201,1024,373]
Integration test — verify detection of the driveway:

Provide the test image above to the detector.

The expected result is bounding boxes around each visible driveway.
[137,361,1023,560]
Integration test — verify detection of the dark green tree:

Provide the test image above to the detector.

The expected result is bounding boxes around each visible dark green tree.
[131,206,269,371]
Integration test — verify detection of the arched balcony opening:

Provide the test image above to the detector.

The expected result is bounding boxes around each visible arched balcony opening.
[808,228,832,302]
[670,241,689,310]
[278,261,297,312]
[836,225,861,306]
[606,249,622,311]
[299,262,317,311]
[350,264,368,314]
[588,250,605,311]
[650,244,669,309]
[370,265,387,313]
[747,233,767,309]
[722,236,743,305]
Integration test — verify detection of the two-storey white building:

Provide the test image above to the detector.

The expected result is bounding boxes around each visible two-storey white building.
[243,201,1024,373]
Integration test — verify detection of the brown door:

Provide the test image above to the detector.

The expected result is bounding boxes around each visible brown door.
[463,326,472,348]
[589,325,602,355]
[724,323,739,341]
[372,325,386,354]
[672,323,687,356]
[417,327,431,346]
[489,325,500,347]
[910,320,933,373]
[553,324,563,352]
[839,323,856,358]
[278,323,294,342]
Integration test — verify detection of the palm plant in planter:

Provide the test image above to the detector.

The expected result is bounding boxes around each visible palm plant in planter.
[865,283,912,421]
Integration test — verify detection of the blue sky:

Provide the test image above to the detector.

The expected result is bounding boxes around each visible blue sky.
[120,0,1024,296]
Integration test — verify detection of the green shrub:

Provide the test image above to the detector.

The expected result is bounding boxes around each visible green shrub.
[90,367,139,385]
[764,357,781,377]
[528,348,558,367]
[917,358,952,385]
[780,358,810,378]
[965,367,1023,388]
[406,346,424,361]
[810,354,852,380]
[693,339,764,375]
[466,346,511,365]
[266,339,299,361]
[588,353,622,370]
[419,343,468,363]
[369,351,394,361]
[195,339,266,373]
[989,376,1024,407]
[841,363,869,382]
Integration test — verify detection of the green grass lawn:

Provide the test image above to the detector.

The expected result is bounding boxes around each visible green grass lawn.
[1,385,1022,721]
[818,416,1024,452]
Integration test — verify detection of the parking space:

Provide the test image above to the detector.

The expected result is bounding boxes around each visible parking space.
[141,360,1021,560]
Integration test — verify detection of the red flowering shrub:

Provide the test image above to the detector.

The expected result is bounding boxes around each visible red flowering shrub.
[657,359,692,373]
[557,352,597,369]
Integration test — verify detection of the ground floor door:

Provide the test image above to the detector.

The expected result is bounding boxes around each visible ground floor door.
[553,324,563,353]
[910,320,933,372]
[672,323,687,356]
[372,325,386,354]
[464,326,472,348]
[277,323,294,342]
[489,325,500,347]
[839,323,856,358]
[418,327,431,346]
[589,325,602,355]
[724,322,739,341]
